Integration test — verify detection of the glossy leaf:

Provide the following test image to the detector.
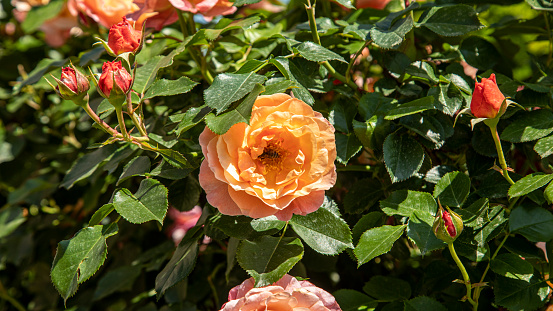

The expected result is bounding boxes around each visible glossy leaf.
[494,275,549,311]
[508,173,553,198]
[417,5,483,36]
[296,41,346,63]
[383,132,425,183]
[354,225,406,266]
[384,96,435,120]
[363,275,411,301]
[143,77,198,99]
[117,156,150,185]
[534,135,553,158]
[204,73,267,114]
[501,110,553,143]
[335,133,362,165]
[509,205,553,242]
[113,178,168,225]
[433,171,471,208]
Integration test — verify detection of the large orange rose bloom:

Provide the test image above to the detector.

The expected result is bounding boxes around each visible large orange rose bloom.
[71,0,138,28]
[199,93,336,221]
[220,274,342,311]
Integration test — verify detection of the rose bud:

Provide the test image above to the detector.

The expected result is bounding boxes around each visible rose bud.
[107,17,142,56]
[48,64,89,104]
[433,205,463,244]
[97,60,133,99]
[470,73,506,119]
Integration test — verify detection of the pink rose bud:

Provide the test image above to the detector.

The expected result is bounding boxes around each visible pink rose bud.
[49,65,90,103]
[433,206,463,244]
[470,73,506,119]
[107,17,142,56]
[98,60,132,98]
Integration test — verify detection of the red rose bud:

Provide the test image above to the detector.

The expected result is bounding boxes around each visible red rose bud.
[98,60,132,98]
[49,65,89,102]
[108,17,141,56]
[433,206,463,244]
[470,73,506,119]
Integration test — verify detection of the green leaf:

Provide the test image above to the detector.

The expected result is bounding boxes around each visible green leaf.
[269,57,315,105]
[417,5,482,36]
[335,133,362,165]
[544,182,553,204]
[401,113,454,149]
[60,144,119,189]
[296,41,346,63]
[237,236,304,287]
[150,160,194,180]
[370,15,414,49]
[21,0,64,32]
[88,204,115,226]
[509,205,553,242]
[263,79,296,95]
[169,105,212,137]
[508,173,553,198]
[155,226,202,298]
[51,224,118,302]
[380,190,437,218]
[427,83,464,116]
[251,216,286,232]
[155,148,192,169]
[333,289,378,311]
[204,73,267,114]
[353,117,377,149]
[344,178,384,214]
[405,61,439,84]
[383,132,425,183]
[331,0,353,9]
[14,58,67,94]
[384,96,435,120]
[407,213,446,254]
[494,275,549,311]
[363,276,411,301]
[0,206,26,239]
[113,178,168,225]
[204,84,265,135]
[93,266,142,301]
[534,135,553,158]
[329,100,357,134]
[433,171,471,208]
[233,0,262,6]
[460,36,500,71]
[117,156,151,186]
[501,110,553,143]
[404,296,447,311]
[491,253,534,279]
[352,212,386,244]
[290,206,353,255]
[204,16,261,40]
[354,225,406,266]
[143,77,198,99]
[525,0,553,11]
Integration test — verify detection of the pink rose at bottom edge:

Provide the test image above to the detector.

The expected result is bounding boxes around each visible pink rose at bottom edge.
[167,205,203,245]
[221,274,342,311]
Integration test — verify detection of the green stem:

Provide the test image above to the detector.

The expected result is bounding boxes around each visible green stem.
[127,93,149,139]
[177,10,214,84]
[0,280,26,311]
[472,233,509,305]
[115,106,128,140]
[82,100,122,138]
[489,124,515,185]
[448,243,478,309]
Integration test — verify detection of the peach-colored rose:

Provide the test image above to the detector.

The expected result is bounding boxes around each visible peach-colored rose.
[470,73,506,119]
[127,0,178,31]
[198,94,336,221]
[221,274,342,311]
[12,0,79,47]
[167,0,236,21]
[108,17,141,55]
[71,0,139,28]
[356,0,391,9]
[167,206,202,245]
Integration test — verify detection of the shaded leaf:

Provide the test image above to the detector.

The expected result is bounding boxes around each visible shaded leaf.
[113,178,168,225]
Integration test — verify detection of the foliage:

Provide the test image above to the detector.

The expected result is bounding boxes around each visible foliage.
[1,0,553,310]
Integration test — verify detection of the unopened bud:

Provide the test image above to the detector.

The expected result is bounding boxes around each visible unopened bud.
[433,205,463,244]
[97,60,132,100]
[48,64,89,103]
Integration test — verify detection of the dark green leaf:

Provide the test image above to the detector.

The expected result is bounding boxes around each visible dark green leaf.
[60,144,119,189]
[155,227,202,298]
[501,110,553,143]
[204,73,266,114]
[354,225,406,266]
[363,276,411,301]
[352,117,377,149]
[290,207,353,255]
[93,266,141,301]
[405,61,439,84]
[460,36,499,71]
[370,15,414,49]
[508,173,553,198]
[494,275,549,311]
[335,133,362,165]
[380,190,437,217]
[51,224,118,302]
[113,178,168,225]
[525,0,553,11]
[333,289,378,311]
[352,212,386,243]
[427,83,464,116]
[417,5,482,36]
[296,41,346,63]
[0,206,26,239]
[384,96,435,120]
[491,253,534,279]
[383,132,425,183]
[401,113,454,149]
[117,156,150,185]
[534,135,553,158]
[237,236,304,287]
[509,205,553,242]
[204,16,260,40]
[270,57,314,105]
[404,296,447,311]
[143,77,198,99]
[88,204,115,226]
[433,171,471,208]
[408,213,446,254]
[344,178,384,214]
[169,105,212,137]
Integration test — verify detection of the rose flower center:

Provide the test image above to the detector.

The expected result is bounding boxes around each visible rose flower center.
[255,139,289,173]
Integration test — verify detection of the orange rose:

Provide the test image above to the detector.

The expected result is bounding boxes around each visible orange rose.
[198,93,336,221]
[108,17,141,55]
[127,0,178,31]
[356,0,391,9]
[470,73,506,119]
[71,0,138,28]
[167,0,236,21]
[221,274,342,311]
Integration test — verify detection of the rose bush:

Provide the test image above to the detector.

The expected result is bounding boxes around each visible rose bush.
[221,274,341,311]
[199,93,336,221]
